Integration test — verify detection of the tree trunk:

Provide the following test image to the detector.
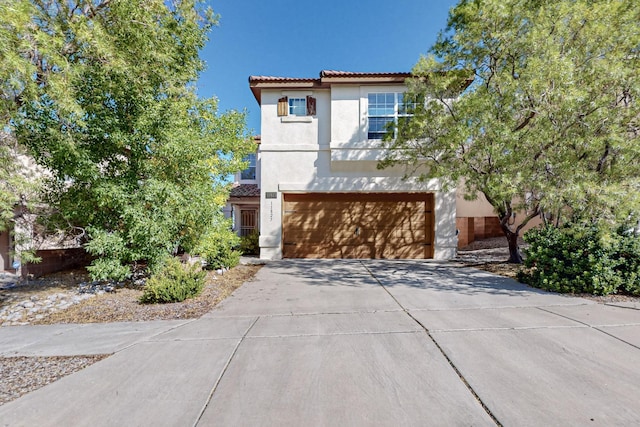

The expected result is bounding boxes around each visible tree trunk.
[501,225,523,264]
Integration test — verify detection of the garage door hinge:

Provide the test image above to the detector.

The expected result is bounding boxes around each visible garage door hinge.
[423,243,432,246]
[284,242,297,246]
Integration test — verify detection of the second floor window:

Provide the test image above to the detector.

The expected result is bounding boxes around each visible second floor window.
[277,96,316,117]
[367,92,415,140]
[241,153,256,180]
[289,98,306,116]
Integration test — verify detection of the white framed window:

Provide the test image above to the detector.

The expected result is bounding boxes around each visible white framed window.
[288,98,306,116]
[277,95,316,117]
[367,92,416,140]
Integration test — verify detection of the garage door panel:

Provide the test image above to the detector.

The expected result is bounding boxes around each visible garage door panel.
[283,243,428,259]
[284,212,427,229]
[380,243,427,259]
[284,228,427,244]
[286,202,426,215]
[282,193,434,259]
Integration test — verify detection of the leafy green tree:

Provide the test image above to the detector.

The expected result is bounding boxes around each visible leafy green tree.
[1,0,254,278]
[380,0,640,262]
[0,132,30,231]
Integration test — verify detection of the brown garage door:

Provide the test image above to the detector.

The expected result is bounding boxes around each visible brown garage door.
[282,193,434,259]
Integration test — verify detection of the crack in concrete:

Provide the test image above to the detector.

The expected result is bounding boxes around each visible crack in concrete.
[359,261,503,426]
[427,325,588,333]
[193,316,259,427]
[406,303,594,312]
[203,309,404,319]
[242,330,423,339]
[604,303,640,311]
[537,307,640,351]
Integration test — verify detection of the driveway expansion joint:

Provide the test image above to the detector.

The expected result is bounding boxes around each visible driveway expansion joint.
[604,302,640,311]
[594,327,640,351]
[429,325,588,333]
[246,330,423,339]
[359,260,502,426]
[538,307,640,350]
[193,316,260,427]
[406,302,594,312]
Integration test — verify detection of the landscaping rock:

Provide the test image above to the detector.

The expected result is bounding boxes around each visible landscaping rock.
[1,290,98,327]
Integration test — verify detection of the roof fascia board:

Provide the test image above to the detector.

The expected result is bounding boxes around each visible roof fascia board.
[321,76,409,84]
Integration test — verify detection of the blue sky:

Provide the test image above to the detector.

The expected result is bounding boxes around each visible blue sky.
[198,0,458,134]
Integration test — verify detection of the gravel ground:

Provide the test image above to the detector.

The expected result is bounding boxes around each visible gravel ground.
[0,355,109,405]
[0,263,262,406]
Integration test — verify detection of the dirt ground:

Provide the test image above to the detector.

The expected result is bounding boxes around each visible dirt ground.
[1,264,262,326]
[0,263,263,406]
[3,238,638,325]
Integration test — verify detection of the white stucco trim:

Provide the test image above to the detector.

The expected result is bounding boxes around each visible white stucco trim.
[260,144,329,152]
[329,139,383,161]
[278,177,442,193]
[330,149,387,162]
[281,116,313,123]
[281,91,313,97]
[330,140,384,149]
[433,190,458,260]
[259,234,282,260]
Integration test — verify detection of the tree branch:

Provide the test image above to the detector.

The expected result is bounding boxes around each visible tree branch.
[595,144,610,173]
[83,0,112,19]
[513,110,536,132]
[515,204,540,234]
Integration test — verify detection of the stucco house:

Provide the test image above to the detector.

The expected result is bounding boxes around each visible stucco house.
[245,70,462,260]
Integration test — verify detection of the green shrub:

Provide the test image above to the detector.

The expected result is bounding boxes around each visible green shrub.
[139,257,206,304]
[87,257,132,282]
[193,222,241,270]
[239,231,259,255]
[518,225,640,296]
[613,229,640,296]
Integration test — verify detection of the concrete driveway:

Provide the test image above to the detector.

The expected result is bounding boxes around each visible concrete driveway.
[1,260,639,426]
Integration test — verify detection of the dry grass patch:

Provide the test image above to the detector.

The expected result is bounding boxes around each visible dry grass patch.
[1,264,260,326]
[467,261,521,279]
[32,264,261,324]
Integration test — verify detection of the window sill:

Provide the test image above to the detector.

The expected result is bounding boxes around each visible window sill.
[281,116,312,123]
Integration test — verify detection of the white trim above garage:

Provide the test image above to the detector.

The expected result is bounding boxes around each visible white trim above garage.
[278,177,443,193]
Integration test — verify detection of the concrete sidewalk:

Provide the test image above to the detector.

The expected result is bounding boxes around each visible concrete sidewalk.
[1,260,639,426]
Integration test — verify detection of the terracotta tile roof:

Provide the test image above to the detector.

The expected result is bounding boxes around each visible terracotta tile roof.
[249,71,411,83]
[248,69,471,104]
[249,75,324,103]
[229,184,260,198]
[320,70,411,78]
[248,75,318,84]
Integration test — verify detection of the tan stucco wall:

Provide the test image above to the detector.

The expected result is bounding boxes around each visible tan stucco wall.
[456,188,497,217]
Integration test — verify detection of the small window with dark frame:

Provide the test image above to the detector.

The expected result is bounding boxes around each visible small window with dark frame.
[241,153,256,180]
